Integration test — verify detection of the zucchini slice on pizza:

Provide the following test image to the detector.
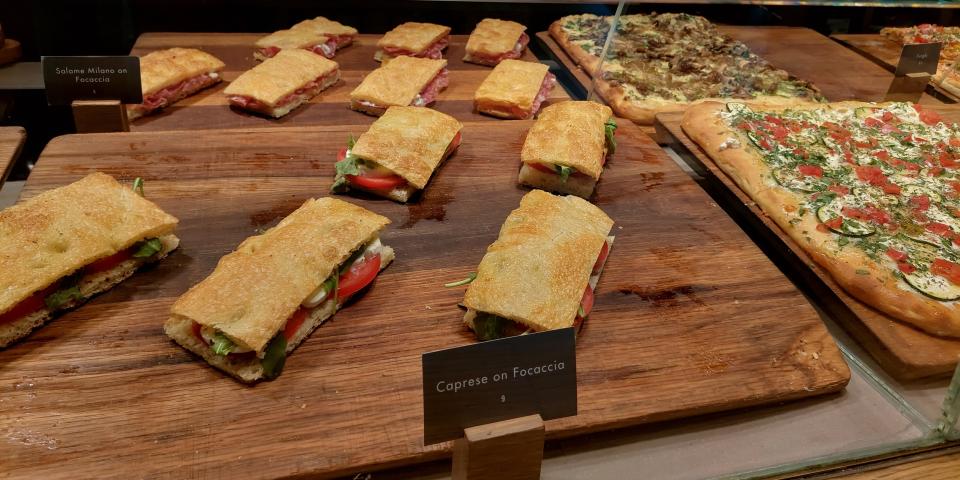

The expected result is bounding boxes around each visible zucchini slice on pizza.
[474,59,556,120]
[519,101,616,198]
[331,106,463,203]
[349,56,449,116]
[459,190,614,341]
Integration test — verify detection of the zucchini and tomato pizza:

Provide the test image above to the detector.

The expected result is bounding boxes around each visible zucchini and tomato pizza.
[683,101,960,338]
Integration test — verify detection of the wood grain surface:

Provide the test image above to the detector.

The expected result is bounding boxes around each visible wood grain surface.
[836,449,960,480]
[127,33,569,132]
[656,107,960,380]
[0,122,849,479]
[831,33,960,103]
[540,26,945,123]
[0,126,25,187]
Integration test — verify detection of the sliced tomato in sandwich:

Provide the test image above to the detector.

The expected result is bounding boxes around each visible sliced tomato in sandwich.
[338,253,383,301]
[346,173,407,190]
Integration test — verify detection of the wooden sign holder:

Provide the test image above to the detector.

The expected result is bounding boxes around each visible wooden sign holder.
[884,72,932,103]
[71,100,129,133]
[452,414,545,480]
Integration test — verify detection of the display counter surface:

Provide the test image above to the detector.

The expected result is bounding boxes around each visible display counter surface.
[656,106,960,380]
[127,33,570,132]
[1,119,848,479]
[0,126,25,187]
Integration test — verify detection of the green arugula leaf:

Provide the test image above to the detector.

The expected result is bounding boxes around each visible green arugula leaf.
[334,156,361,177]
[604,118,618,155]
[261,333,288,379]
[473,313,503,342]
[347,135,357,149]
[211,333,236,356]
[555,165,574,183]
[132,238,163,258]
[132,177,144,196]
[44,285,82,310]
[444,272,477,288]
[330,177,350,193]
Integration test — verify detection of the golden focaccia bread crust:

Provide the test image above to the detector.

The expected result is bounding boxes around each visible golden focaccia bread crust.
[548,16,604,77]
[351,106,462,189]
[464,190,614,331]
[225,49,339,107]
[0,172,178,315]
[292,16,358,36]
[682,101,960,338]
[169,198,389,353]
[378,22,450,53]
[521,101,612,180]
[475,59,549,112]
[466,19,526,56]
[255,28,328,49]
[350,56,446,106]
[139,48,225,96]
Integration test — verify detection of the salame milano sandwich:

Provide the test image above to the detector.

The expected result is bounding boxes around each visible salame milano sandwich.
[127,48,225,120]
[349,56,448,116]
[457,190,614,340]
[225,49,340,118]
[0,173,179,348]
[164,198,393,382]
[463,18,529,66]
[519,101,617,198]
[474,59,557,120]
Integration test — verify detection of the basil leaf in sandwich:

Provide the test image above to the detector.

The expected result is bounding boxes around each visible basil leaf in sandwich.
[555,165,574,183]
[473,313,504,342]
[211,332,236,356]
[331,154,362,193]
[261,333,288,379]
[132,238,163,258]
[604,118,617,154]
[44,272,84,309]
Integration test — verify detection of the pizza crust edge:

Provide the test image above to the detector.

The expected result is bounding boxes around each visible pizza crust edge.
[682,100,960,338]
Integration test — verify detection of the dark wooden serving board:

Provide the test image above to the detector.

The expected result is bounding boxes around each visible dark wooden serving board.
[0,122,849,479]
[126,33,569,132]
[0,126,25,187]
[539,26,945,139]
[831,33,960,103]
[656,108,960,380]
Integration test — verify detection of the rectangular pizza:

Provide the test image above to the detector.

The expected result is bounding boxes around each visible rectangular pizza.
[549,13,823,125]
[881,24,960,98]
[682,100,960,338]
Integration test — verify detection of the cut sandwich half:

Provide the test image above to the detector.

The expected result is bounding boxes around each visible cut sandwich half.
[0,173,179,348]
[349,56,448,117]
[519,101,617,198]
[457,190,614,341]
[127,48,225,120]
[331,106,462,203]
[164,198,393,383]
[289,16,358,55]
[375,22,450,63]
[225,49,340,118]
[254,28,338,60]
[474,59,557,119]
[464,18,529,66]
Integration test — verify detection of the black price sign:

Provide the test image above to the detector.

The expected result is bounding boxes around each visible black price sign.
[422,328,577,445]
[42,56,142,105]
[895,43,941,76]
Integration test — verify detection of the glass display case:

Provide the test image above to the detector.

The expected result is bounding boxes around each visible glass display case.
[1,2,960,479]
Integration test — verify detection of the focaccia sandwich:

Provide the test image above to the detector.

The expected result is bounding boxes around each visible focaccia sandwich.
[519,101,617,198]
[458,189,614,340]
[127,48,225,120]
[1,173,179,348]
[164,198,393,383]
[474,59,556,119]
[464,18,529,66]
[225,49,340,118]
[254,28,338,60]
[375,22,450,63]
[349,56,448,116]
[331,106,462,202]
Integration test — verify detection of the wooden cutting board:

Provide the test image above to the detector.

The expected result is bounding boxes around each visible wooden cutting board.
[0,121,849,479]
[0,126,25,187]
[539,26,945,138]
[656,107,960,380]
[831,33,959,103]
[126,33,569,132]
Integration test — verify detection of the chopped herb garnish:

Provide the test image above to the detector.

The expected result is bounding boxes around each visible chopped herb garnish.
[211,333,236,356]
[856,269,870,275]
[132,177,144,196]
[132,238,163,258]
[444,272,477,288]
